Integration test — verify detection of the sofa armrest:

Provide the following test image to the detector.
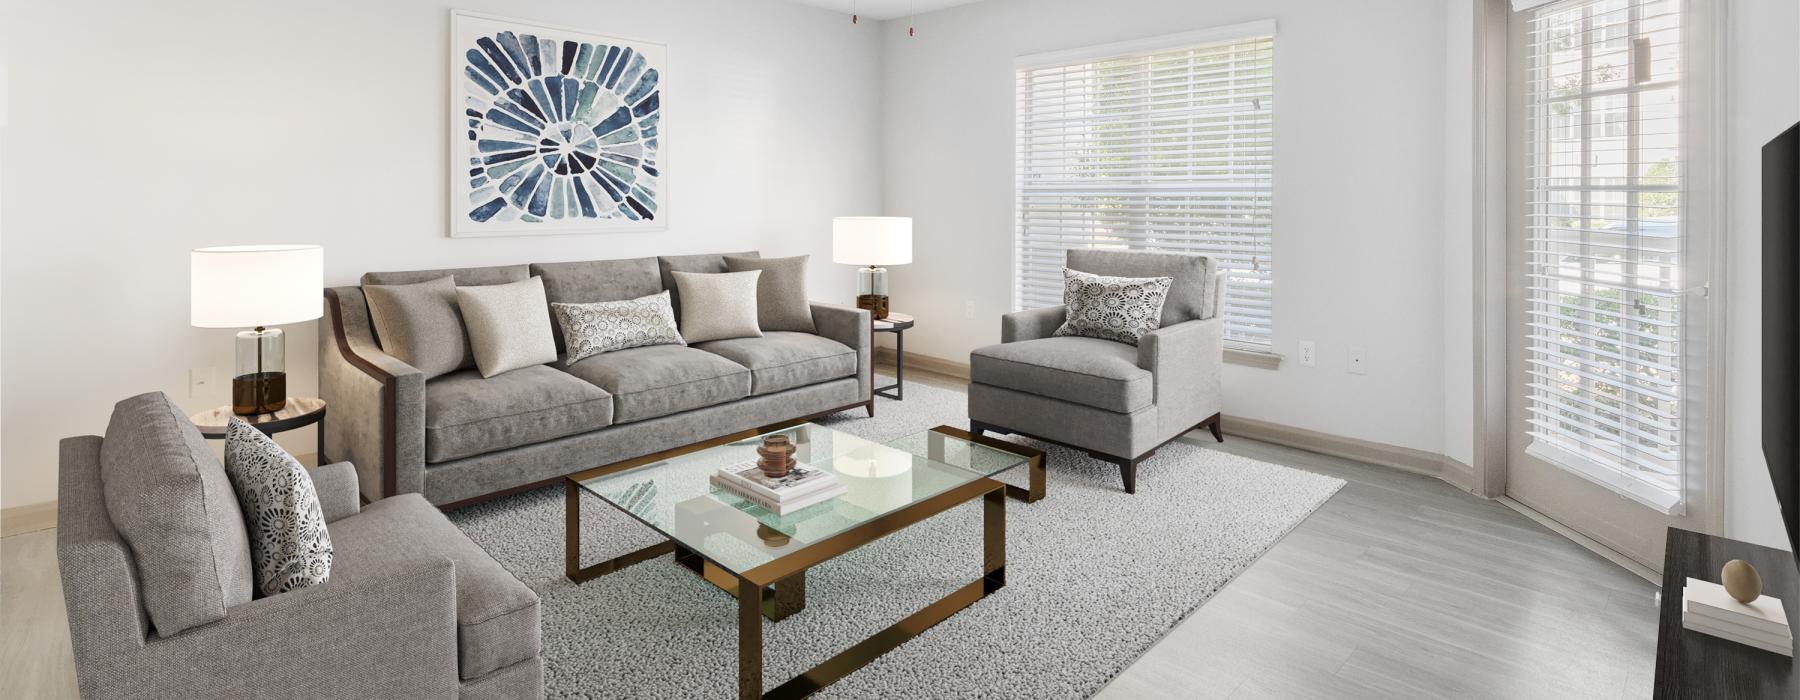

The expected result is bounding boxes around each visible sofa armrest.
[811,302,872,398]
[1002,306,1065,343]
[306,461,361,523]
[1138,318,1224,436]
[320,287,427,503]
[116,557,461,698]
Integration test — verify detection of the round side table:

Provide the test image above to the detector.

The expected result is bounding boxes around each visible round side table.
[872,312,914,400]
[190,397,327,459]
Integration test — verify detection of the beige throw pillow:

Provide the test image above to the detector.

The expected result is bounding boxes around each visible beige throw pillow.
[456,276,558,377]
[723,255,815,332]
[671,270,763,343]
[363,275,470,379]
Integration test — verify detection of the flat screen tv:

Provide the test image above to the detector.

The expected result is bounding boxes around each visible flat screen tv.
[1766,121,1800,563]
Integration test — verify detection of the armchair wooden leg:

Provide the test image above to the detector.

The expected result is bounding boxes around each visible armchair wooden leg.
[864,399,875,418]
[1206,413,1223,442]
[969,420,1011,438]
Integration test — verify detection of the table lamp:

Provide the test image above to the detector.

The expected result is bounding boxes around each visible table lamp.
[191,244,324,415]
[831,216,912,320]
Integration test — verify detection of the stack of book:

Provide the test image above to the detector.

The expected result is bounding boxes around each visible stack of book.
[1682,577,1794,656]
[710,461,847,516]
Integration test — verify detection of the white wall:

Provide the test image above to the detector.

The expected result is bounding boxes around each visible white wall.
[881,0,1453,455]
[0,0,884,509]
[1442,0,1477,469]
[1724,0,1800,548]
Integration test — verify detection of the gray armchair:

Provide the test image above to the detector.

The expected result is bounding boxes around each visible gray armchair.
[57,392,543,698]
[968,249,1225,493]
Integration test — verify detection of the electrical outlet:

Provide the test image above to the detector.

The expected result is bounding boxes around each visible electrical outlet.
[964,301,975,319]
[1348,347,1367,375]
[189,367,217,398]
[1298,341,1316,367]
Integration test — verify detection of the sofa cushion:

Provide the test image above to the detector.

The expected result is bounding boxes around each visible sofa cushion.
[223,419,333,597]
[562,345,751,423]
[364,276,472,379]
[456,276,558,378]
[530,257,663,351]
[1066,249,1217,325]
[425,365,614,463]
[671,270,764,343]
[724,254,817,332]
[657,251,757,321]
[697,332,857,396]
[970,336,1153,413]
[326,494,539,681]
[361,264,530,288]
[100,392,255,637]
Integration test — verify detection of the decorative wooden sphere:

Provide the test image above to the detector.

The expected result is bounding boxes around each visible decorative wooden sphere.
[1721,559,1763,604]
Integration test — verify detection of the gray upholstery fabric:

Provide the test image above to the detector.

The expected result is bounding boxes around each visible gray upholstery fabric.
[58,432,489,700]
[697,332,857,396]
[364,276,472,379]
[306,462,361,523]
[425,365,613,463]
[99,392,253,637]
[560,345,750,423]
[422,377,862,505]
[461,657,546,699]
[1001,305,1065,343]
[362,264,530,287]
[456,277,559,378]
[330,494,541,681]
[969,382,1160,459]
[1066,249,1217,325]
[531,257,663,351]
[724,254,817,332]
[1140,318,1225,437]
[657,251,758,321]
[810,303,872,398]
[321,287,427,502]
[969,337,1153,413]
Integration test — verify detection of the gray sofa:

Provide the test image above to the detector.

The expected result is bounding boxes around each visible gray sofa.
[320,251,873,507]
[57,392,543,698]
[968,249,1225,494]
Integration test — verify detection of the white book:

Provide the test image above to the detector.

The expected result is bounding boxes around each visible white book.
[710,475,847,516]
[717,461,842,502]
[1683,603,1796,656]
[1684,578,1792,637]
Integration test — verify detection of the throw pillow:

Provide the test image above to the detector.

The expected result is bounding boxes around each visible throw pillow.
[671,270,763,343]
[723,255,816,332]
[1055,268,1174,346]
[456,276,559,378]
[552,291,686,364]
[223,419,332,598]
[364,275,470,379]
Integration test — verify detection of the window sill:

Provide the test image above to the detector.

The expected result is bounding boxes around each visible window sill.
[1225,347,1282,370]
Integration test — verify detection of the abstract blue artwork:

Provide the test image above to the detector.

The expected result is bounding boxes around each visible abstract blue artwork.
[451,12,666,236]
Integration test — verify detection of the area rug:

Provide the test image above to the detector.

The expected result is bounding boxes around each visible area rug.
[448,382,1344,698]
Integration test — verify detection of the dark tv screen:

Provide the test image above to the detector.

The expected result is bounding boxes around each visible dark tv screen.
[1765,121,1800,561]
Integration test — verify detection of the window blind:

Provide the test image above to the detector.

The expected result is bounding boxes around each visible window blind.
[1523,0,1687,511]
[1015,27,1275,348]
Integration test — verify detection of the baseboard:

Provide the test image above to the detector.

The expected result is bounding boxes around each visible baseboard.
[1498,496,1660,583]
[874,347,971,380]
[1,501,57,537]
[1222,415,1462,482]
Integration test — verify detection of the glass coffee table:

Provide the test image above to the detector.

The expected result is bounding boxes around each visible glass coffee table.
[564,419,1045,699]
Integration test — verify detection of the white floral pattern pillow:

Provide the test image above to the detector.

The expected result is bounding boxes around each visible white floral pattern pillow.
[223,419,332,597]
[1055,268,1174,346]
[552,290,686,365]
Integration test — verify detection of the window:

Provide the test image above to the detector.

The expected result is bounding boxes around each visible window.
[1014,22,1275,349]
[1522,0,1696,511]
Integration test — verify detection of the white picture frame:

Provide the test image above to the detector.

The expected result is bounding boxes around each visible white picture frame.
[449,10,668,237]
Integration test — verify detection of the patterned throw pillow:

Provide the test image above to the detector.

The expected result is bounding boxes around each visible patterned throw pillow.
[1055,268,1175,346]
[223,419,332,597]
[552,290,686,365]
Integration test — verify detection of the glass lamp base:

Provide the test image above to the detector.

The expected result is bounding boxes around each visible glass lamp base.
[233,372,288,415]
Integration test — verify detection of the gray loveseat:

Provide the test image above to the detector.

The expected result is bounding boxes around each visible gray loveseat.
[320,251,873,507]
[58,392,543,698]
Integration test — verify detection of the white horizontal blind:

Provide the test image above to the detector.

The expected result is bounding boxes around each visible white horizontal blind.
[1523,0,1686,510]
[1015,29,1275,348]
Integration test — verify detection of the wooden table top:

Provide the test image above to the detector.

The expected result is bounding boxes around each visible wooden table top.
[189,396,326,437]
[1655,527,1798,698]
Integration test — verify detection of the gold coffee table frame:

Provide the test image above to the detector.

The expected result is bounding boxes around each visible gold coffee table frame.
[564,420,1034,699]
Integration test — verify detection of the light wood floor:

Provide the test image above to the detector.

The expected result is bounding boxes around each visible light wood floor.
[0,369,1657,698]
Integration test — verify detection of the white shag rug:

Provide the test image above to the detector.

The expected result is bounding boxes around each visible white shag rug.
[448,382,1344,698]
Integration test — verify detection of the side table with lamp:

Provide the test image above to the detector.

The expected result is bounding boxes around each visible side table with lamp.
[189,243,326,457]
[832,216,914,400]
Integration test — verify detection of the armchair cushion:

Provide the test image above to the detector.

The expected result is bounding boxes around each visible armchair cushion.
[969,336,1153,413]
[327,494,540,681]
[100,392,255,637]
[424,365,614,462]
[1066,249,1217,325]
[696,332,857,395]
[223,419,333,597]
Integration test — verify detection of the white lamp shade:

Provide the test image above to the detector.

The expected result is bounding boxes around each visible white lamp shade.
[832,217,912,266]
[191,244,324,328]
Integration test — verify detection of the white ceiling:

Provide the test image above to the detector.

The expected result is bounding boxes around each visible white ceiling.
[780,0,988,21]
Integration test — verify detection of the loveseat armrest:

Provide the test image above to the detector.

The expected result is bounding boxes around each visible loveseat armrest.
[811,302,872,398]
[321,287,427,503]
[112,557,462,698]
[1002,305,1065,343]
[306,461,361,523]
[1138,318,1224,437]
